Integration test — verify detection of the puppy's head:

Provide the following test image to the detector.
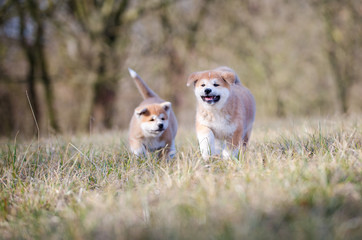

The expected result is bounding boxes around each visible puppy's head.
[135,102,171,137]
[187,69,236,108]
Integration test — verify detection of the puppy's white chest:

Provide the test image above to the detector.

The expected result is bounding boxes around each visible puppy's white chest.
[143,138,166,151]
[199,110,236,138]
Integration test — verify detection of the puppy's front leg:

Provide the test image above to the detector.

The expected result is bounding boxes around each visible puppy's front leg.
[161,140,176,160]
[168,140,176,159]
[129,137,146,157]
[222,128,243,159]
[196,123,215,159]
[222,146,239,159]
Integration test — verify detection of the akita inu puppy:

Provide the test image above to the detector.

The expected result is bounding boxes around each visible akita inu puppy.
[128,68,177,159]
[187,66,255,159]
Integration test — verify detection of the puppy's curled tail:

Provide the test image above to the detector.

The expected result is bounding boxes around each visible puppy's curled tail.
[128,68,158,99]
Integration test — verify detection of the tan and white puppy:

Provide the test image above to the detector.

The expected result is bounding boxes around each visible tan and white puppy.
[128,68,177,159]
[187,66,255,159]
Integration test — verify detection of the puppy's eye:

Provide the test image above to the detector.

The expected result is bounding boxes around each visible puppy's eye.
[161,118,165,120]
[214,84,219,87]
[201,84,205,87]
[150,119,154,121]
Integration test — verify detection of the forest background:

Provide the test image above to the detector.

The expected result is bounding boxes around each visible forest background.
[0,0,361,137]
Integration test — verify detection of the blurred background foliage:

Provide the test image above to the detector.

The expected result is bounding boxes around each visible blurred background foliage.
[0,0,361,137]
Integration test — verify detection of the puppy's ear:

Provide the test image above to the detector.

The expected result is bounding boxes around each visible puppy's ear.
[135,107,148,118]
[160,102,171,115]
[220,71,236,85]
[186,72,200,87]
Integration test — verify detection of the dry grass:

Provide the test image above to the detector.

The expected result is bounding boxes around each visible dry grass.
[0,116,361,239]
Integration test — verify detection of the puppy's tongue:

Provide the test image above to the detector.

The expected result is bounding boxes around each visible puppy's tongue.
[204,96,214,101]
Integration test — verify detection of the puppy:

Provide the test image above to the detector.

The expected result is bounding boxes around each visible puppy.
[187,66,255,159]
[128,68,177,159]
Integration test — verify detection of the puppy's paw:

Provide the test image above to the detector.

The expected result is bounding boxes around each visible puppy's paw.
[198,134,215,160]
[168,149,176,159]
[200,148,212,160]
[222,148,240,160]
[131,146,146,157]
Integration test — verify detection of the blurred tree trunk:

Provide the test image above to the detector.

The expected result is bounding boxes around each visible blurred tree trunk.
[159,7,185,109]
[68,0,167,130]
[317,0,361,114]
[323,4,350,114]
[15,0,40,128]
[228,1,287,118]
[90,0,130,130]
[15,0,60,133]
[261,56,286,118]
[31,1,60,132]
[91,50,125,130]
[160,0,214,112]
[66,0,127,130]
[185,0,215,51]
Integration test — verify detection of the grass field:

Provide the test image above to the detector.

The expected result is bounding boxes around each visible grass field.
[0,116,361,239]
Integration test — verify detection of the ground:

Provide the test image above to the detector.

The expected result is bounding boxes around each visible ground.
[0,116,361,239]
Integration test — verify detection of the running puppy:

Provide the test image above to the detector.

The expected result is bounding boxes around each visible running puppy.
[187,66,255,159]
[128,68,177,159]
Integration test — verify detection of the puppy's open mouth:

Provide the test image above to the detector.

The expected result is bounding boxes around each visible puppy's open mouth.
[201,95,220,104]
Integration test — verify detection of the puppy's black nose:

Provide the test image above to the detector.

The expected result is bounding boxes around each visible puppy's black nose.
[204,88,212,94]
[158,123,164,129]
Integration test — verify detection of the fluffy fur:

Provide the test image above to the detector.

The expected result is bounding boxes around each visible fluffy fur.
[128,68,178,159]
[187,66,256,159]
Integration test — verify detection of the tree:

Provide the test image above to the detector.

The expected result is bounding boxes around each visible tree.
[14,0,60,132]
[313,0,362,113]
[158,0,215,112]
[67,0,171,130]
